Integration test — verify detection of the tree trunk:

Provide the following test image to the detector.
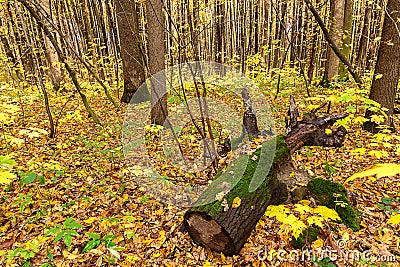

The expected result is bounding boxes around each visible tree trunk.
[363,0,400,132]
[354,5,371,76]
[39,0,64,91]
[324,0,345,82]
[146,0,167,125]
[339,0,353,78]
[184,95,355,255]
[115,0,146,103]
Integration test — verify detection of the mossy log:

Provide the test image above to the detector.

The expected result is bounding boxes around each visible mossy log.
[185,136,290,255]
[183,95,360,255]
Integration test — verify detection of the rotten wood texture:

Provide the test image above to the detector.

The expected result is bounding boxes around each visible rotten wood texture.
[241,88,259,137]
[284,94,348,151]
[183,95,348,255]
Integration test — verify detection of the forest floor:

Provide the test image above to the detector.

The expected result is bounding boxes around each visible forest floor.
[0,70,399,266]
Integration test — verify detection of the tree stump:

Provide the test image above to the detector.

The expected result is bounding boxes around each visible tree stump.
[183,95,359,255]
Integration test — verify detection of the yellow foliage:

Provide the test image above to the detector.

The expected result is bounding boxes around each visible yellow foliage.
[345,163,400,184]
[312,206,341,221]
[307,216,324,228]
[294,203,310,215]
[387,214,400,225]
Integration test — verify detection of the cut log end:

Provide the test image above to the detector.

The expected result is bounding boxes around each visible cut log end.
[185,212,235,255]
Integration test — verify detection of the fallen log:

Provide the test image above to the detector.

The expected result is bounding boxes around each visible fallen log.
[183,95,360,255]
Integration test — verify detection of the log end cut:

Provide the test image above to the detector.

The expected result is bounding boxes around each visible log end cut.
[185,212,235,255]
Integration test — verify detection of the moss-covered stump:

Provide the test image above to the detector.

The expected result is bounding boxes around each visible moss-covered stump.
[307,178,361,231]
[184,136,290,255]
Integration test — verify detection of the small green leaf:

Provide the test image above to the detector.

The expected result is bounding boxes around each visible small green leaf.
[23,172,36,184]
[38,175,45,184]
[64,218,82,229]
[382,197,394,205]
[86,232,101,240]
[54,231,65,242]
[45,227,60,237]
[47,247,53,260]
[64,234,72,248]
[82,239,101,253]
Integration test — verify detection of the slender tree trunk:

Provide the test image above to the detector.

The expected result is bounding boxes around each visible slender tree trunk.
[115,0,146,103]
[39,0,64,90]
[339,0,353,78]
[324,0,345,82]
[364,0,400,132]
[146,0,167,125]
[354,5,371,75]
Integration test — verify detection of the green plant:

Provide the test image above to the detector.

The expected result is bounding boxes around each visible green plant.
[19,171,45,186]
[45,218,83,248]
[82,233,117,252]
[6,247,35,266]
[13,193,33,212]
[313,257,338,267]
[377,197,399,214]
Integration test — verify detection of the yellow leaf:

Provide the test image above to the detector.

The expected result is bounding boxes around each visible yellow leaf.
[350,148,366,155]
[288,215,307,239]
[84,217,97,224]
[62,250,80,259]
[370,115,385,124]
[0,112,10,123]
[232,197,241,208]
[265,205,290,222]
[28,127,48,135]
[345,163,400,184]
[387,214,400,225]
[353,116,368,125]
[27,131,41,138]
[368,150,388,159]
[312,239,324,249]
[312,206,341,221]
[325,129,333,135]
[10,137,24,147]
[0,170,16,184]
[307,216,324,228]
[294,203,310,215]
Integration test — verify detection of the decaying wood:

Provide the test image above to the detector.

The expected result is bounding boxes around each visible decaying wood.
[183,94,350,255]
[285,94,348,151]
[241,87,259,137]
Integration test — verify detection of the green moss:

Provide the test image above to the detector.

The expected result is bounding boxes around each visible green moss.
[292,227,320,249]
[190,135,290,218]
[307,178,361,232]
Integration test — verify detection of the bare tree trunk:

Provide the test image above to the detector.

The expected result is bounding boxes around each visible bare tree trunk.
[364,0,400,132]
[339,0,353,78]
[115,0,146,103]
[354,5,371,75]
[146,0,167,125]
[39,0,64,90]
[324,0,345,82]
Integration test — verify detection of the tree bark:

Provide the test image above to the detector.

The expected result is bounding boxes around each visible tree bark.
[354,5,372,76]
[39,0,64,91]
[304,0,362,86]
[363,0,400,132]
[115,0,146,103]
[324,0,345,82]
[146,0,167,125]
[339,0,353,78]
